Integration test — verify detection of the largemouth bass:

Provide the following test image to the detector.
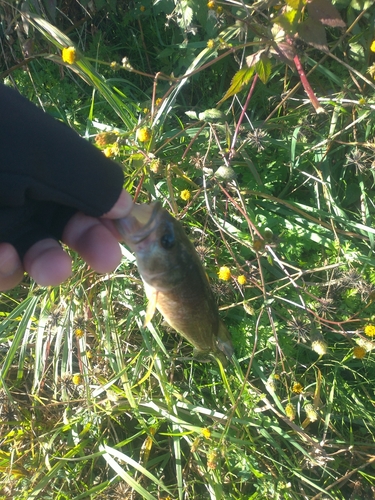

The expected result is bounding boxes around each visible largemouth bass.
[116,202,233,362]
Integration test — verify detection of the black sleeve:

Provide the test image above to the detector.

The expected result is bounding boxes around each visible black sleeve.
[0,83,124,257]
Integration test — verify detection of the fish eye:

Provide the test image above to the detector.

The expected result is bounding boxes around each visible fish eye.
[160,231,175,250]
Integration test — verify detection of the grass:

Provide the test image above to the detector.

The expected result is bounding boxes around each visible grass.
[1,0,375,498]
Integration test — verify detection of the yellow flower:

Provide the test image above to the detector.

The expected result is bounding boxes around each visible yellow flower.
[140,5,146,11]
[72,374,82,385]
[155,98,163,106]
[103,145,119,157]
[201,428,211,439]
[237,275,247,285]
[364,324,375,337]
[180,189,191,201]
[86,350,93,359]
[218,266,231,281]
[75,328,84,338]
[207,39,215,49]
[353,346,366,359]
[62,46,76,64]
[371,40,375,53]
[207,0,215,8]
[292,382,303,394]
[110,61,120,69]
[216,5,223,13]
[305,404,318,422]
[285,403,296,421]
[143,107,149,114]
[136,127,151,142]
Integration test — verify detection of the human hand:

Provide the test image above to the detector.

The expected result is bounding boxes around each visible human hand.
[0,190,133,291]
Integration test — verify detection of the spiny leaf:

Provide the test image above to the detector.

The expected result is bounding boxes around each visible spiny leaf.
[218,66,255,104]
[255,53,272,84]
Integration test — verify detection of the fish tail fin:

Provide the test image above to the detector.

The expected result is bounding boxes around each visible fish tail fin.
[216,321,234,359]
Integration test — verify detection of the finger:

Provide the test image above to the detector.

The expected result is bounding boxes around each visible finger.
[23,239,72,286]
[101,189,133,219]
[63,213,122,274]
[0,243,24,291]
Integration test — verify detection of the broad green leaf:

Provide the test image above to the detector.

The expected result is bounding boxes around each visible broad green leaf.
[273,8,300,32]
[298,17,328,50]
[198,108,226,122]
[255,54,272,84]
[307,0,346,27]
[185,110,198,119]
[218,66,255,103]
[286,0,306,8]
[175,0,193,30]
[350,0,373,8]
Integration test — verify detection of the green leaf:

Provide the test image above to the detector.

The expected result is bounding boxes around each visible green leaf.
[350,0,374,8]
[175,0,194,30]
[273,8,300,32]
[185,110,198,119]
[255,54,272,84]
[218,66,255,103]
[307,0,346,27]
[298,17,328,50]
[198,108,226,122]
[286,0,306,8]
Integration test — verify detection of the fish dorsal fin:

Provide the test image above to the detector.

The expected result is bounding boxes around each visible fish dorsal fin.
[143,290,158,327]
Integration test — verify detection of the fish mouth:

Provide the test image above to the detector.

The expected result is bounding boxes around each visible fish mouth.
[115,201,162,247]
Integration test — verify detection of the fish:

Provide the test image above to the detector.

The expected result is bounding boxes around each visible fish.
[115,201,234,363]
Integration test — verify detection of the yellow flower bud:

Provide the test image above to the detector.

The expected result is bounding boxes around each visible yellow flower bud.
[136,127,151,142]
[305,404,318,422]
[311,339,328,356]
[285,403,296,421]
[353,346,366,359]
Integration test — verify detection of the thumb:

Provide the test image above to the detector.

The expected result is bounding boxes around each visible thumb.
[101,190,133,219]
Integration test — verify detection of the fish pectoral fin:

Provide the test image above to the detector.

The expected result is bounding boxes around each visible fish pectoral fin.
[143,290,158,327]
[216,321,234,359]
